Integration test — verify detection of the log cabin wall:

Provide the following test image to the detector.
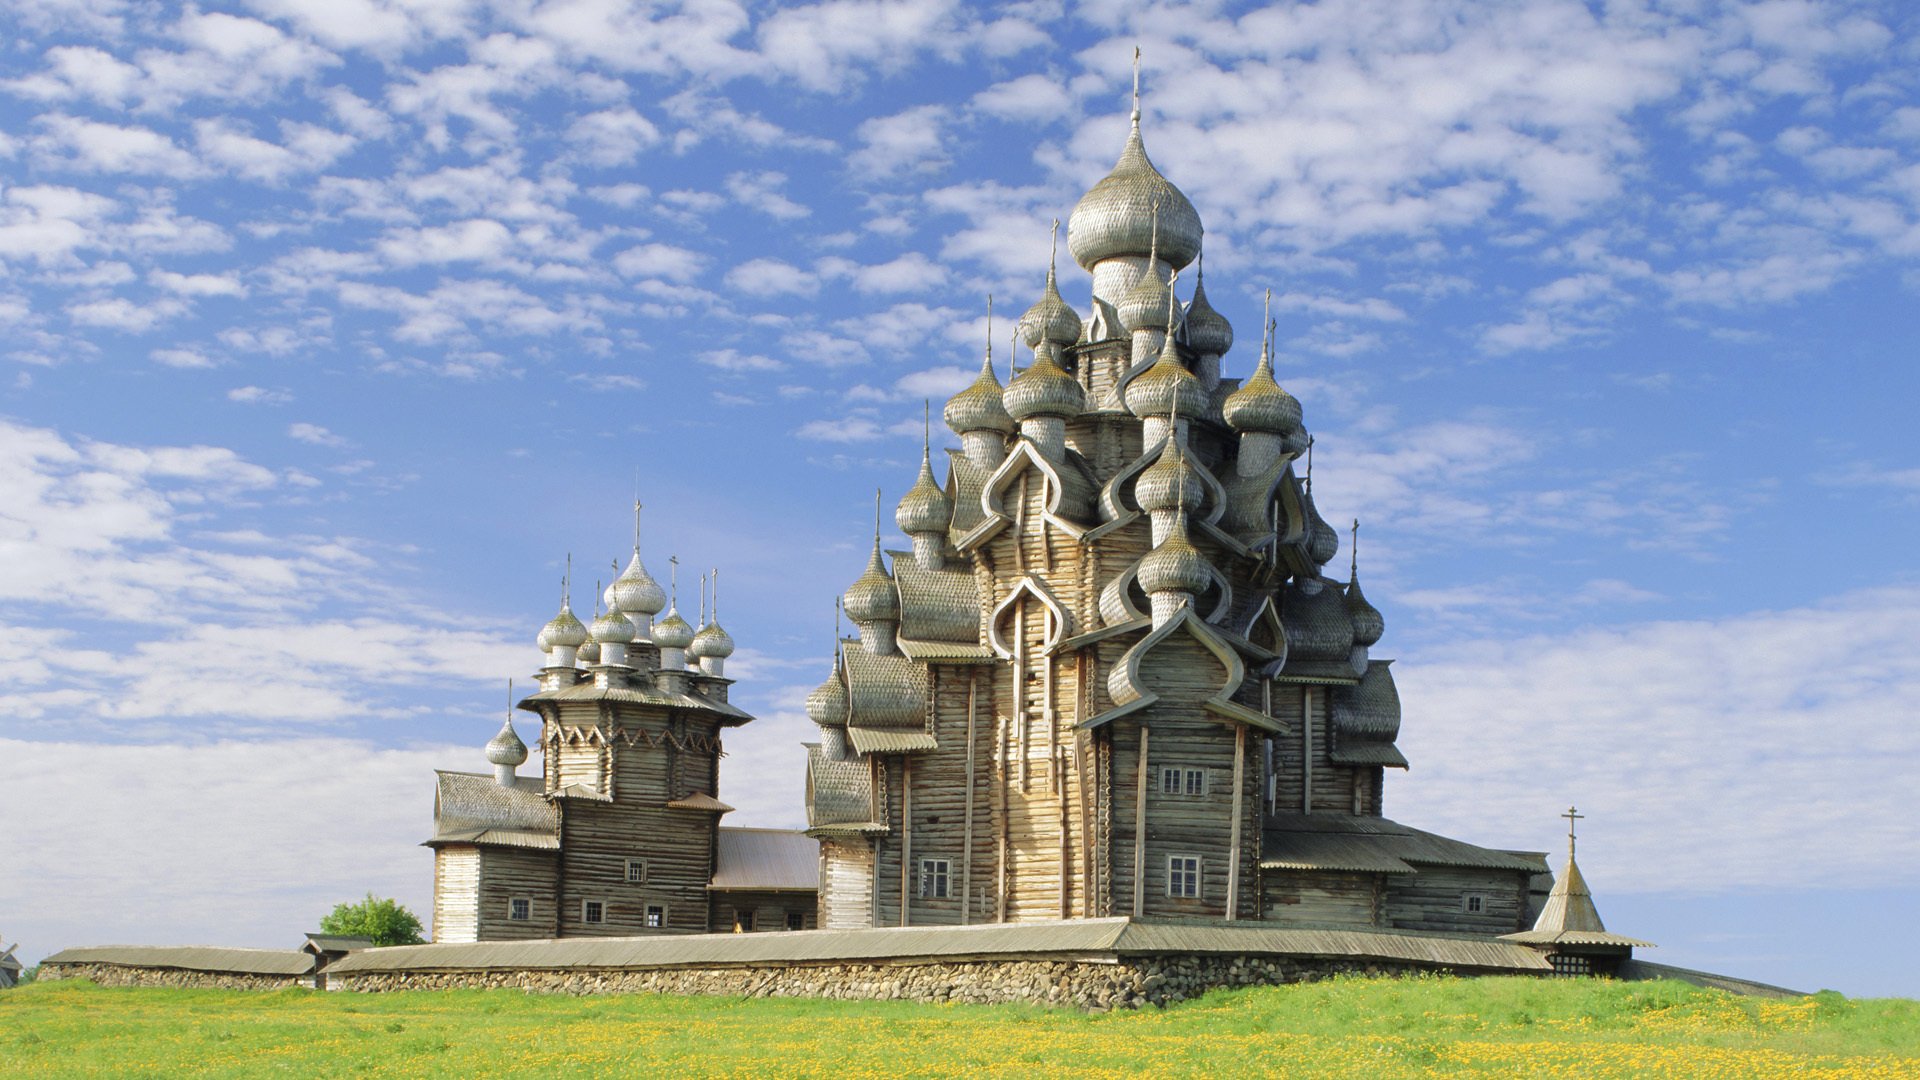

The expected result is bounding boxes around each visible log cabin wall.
[712,891,817,932]
[1383,866,1532,935]
[474,847,559,940]
[432,846,480,943]
[1260,869,1383,927]
[819,839,875,929]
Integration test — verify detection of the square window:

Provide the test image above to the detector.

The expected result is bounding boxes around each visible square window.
[583,900,604,924]
[508,898,530,922]
[1184,769,1206,796]
[645,904,665,929]
[1167,856,1200,899]
[1463,894,1486,914]
[786,912,804,931]
[625,859,647,884]
[735,909,754,932]
[919,859,951,899]
[1161,767,1182,795]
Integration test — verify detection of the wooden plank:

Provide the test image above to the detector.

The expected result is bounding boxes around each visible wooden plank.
[962,670,976,926]
[1302,687,1314,815]
[900,755,912,928]
[1133,724,1149,918]
[1227,723,1245,921]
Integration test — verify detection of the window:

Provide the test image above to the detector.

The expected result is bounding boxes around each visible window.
[645,904,666,929]
[1549,954,1592,977]
[734,909,754,933]
[786,911,804,931]
[919,859,951,899]
[625,859,647,884]
[583,900,605,924]
[1167,855,1200,899]
[1462,894,1486,914]
[1161,767,1207,796]
[508,898,530,922]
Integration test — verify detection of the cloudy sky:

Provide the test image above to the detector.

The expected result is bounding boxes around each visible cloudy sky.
[3,0,1916,995]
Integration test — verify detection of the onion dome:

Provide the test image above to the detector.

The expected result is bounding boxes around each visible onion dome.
[843,540,900,624]
[605,502,667,617]
[591,607,636,644]
[1223,350,1302,436]
[1182,262,1233,357]
[537,594,588,652]
[896,431,952,536]
[1017,230,1083,349]
[652,607,694,650]
[944,352,1015,436]
[1067,94,1203,271]
[484,717,528,767]
[1344,521,1384,647]
[1003,349,1086,422]
[577,636,601,664]
[1124,329,1208,420]
[1117,266,1173,335]
[1139,514,1212,597]
[689,620,733,659]
[1302,484,1339,566]
[1135,436,1203,515]
[805,659,849,728]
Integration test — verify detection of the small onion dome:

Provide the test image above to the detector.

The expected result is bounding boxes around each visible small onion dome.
[944,354,1016,436]
[1116,267,1173,335]
[591,608,636,644]
[1017,265,1083,349]
[577,637,601,664]
[843,542,900,624]
[1003,350,1086,422]
[1345,576,1385,648]
[689,619,735,659]
[1138,516,1212,597]
[896,449,952,536]
[485,718,528,767]
[652,606,695,650]
[1136,437,1203,516]
[606,554,666,617]
[537,602,588,651]
[1124,335,1208,419]
[1303,488,1339,566]
[1222,353,1303,436]
[1183,271,1233,357]
[1068,121,1203,271]
[805,664,849,727]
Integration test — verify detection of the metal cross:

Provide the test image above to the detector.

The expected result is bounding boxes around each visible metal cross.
[1563,805,1584,856]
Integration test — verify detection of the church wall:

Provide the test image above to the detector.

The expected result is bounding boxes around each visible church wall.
[476,847,559,940]
[1260,869,1382,927]
[1269,684,1366,816]
[819,838,875,929]
[712,892,816,933]
[1107,708,1248,921]
[432,845,480,944]
[889,663,993,925]
[1384,867,1531,936]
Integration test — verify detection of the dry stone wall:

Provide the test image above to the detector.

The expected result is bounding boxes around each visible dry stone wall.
[341,953,1452,1010]
[38,963,304,991]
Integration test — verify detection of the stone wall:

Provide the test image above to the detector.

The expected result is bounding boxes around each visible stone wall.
[342,953,1455,1010]
[38,963,305,991]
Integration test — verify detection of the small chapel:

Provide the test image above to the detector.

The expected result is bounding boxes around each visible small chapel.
[424,64,1617,950]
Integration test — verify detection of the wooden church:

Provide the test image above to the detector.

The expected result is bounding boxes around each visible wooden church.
[799,70,1549,933]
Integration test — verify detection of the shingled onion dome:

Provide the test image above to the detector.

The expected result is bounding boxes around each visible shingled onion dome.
[1139,511,1212,627]
[1017,226,1083,351]
[537,574,589,667]
[576,596,602,665]
[805,654,849,729]
[590,605,637,667]
[1222,347,1302,436]
[485,714,528,786]
[1302,483,1339,567]
[946,328,1016,468]
[844,492,902,654]
[1125,293,1208,448]
[652,605,694,651]
[1135,433,1204,544]
[688,569,736,675]
[897,416,953,570]
[1067,68,1203,273]
[1182,260,1233,360]
[1344,520,1384,649]
[606,503,667,632]
[1116,213,1174,336]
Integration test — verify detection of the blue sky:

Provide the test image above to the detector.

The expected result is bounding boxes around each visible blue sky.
[2,0,1916,996]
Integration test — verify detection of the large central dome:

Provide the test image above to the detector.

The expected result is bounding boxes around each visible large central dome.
[1067,117,1203,271]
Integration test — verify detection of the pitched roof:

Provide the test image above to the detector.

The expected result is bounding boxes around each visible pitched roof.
[303,934,374,954]
[429,771,560,849]
[805,745,876,830]
[41,945,313,976]
[892,555,980,644]
[1502,852,1654,948]
[842,645,926,729]
[1261,813,1549,875]
[710,828,819,892]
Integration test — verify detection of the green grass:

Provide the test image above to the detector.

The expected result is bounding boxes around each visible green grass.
[4,976,1918,1078]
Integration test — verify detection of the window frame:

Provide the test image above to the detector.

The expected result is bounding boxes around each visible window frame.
[785,911,805,932]
[625,858,647,884]
[507,897,531,922]
[918,858,952,899]
[1462,893,1487,915]
[644,904,667,929]
[582,899,605,925]
[1166,855,1201,899]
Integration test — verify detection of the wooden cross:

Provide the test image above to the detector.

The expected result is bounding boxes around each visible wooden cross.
[1563,805,1584,856]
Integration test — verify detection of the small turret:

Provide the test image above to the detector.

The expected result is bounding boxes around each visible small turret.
[806,604,852,760]
[1015,221,1084,353]
[1124,280,1207,447]
[896,404,953,569]
[1135,426,1203,545]
[1223,291,1303,477]
[843,490,901,655]
[1345,520,1385,650]
[536,559,588,681]
[652,556,695,674]
[606,499,667,638]
[485,684,529,787]
[688,570,736,676]
[1181,256,1232,389]
[944,300,1015,468]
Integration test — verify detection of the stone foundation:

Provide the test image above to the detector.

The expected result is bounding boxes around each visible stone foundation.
[341,953,1446,1010]
[38,963,304,991]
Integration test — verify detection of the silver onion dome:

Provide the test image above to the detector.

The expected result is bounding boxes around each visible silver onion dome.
[607,554,666,617]
[485,717,528,767]
[1222,350,1302,436]
[1346,575,1385,648]
[944,353,1016,436]
[1303,485,1339,566]
[1117,265,1174,335]
[1017,260,1083,350]
[1139,515,1212,597]
[689,620,734,659]
[537,600,588,651]
[1003,349,1086,422]
[1182,266,1233,357]
[843,540,900,625]
[1135,437,1204,516]
[896,442,952,536]
[576,636,601,664]
[1124,333,1208,419]
[1067,112,1203,272]
[805,662,850,727]
[591,608,636,644]
[652,606,695,650]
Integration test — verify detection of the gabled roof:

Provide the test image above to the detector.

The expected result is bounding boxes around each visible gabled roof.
[41,945,313,976]
[303,934,374,954]
[519,681,754,725]
[429,771,560,849]
[666,792,735,813]
[1261,813,1549,875]
[1502,852,1654,949]
[1083,602,1282,734]
[892,554,980,644]
[711,828,819,892]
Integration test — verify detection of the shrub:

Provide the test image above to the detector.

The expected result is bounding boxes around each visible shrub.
[319,893,425,947]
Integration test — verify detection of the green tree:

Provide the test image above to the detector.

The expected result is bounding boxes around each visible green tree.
[319,893,425,947]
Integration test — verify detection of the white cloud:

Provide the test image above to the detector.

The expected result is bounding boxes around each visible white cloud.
[288,422,349,448]
[701,349,784,372]
[971,73,1073,122]
[227,385,291,405]
[565,106,662,167]
[725,257,819,296]
[849,104,951,179]
[611,242,705,283]
[725,170,810,220]
[31,115,204,178]
[149,269,247,298]
[150,347,217,369]
[67,295,190,332]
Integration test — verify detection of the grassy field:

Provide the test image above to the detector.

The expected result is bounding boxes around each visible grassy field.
[4,975,1918,1078]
